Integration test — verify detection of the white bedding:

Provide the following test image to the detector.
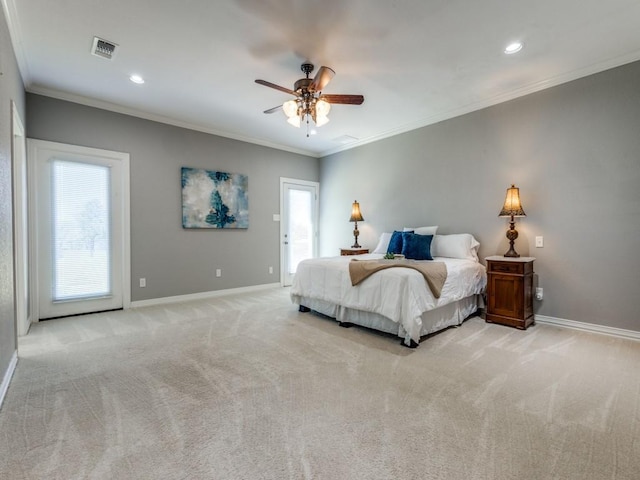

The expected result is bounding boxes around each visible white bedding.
[290,254,487,344]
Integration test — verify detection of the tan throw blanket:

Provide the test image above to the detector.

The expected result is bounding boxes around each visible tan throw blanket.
[349,259,447,298]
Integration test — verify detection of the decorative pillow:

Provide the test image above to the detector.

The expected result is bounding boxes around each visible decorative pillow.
[431,234,480,261]
[372,232,392,254]
[401,232,433,260]
[403,226,439,236]
[387,230,409,254]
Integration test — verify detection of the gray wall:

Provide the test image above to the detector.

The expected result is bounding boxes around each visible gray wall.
[320,61,640,332]
[27,94,319,301]
[0,6,25,391]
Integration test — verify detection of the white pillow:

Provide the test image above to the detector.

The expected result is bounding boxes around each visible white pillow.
[431,234,480,261]
[403,226,439,236]
[372,232,393,254]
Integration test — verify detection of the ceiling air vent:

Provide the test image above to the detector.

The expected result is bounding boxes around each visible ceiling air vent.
[91,36,118,60]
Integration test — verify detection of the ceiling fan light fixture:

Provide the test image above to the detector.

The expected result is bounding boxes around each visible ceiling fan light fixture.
[287,115,301,128]
[315,99,331,117]
[315,115,330,127]
[283,100,298,117]
[256,62,364,134]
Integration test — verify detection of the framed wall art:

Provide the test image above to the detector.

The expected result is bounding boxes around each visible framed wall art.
[181,167,248,229]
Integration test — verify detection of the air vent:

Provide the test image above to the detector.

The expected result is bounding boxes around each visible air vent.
[91,36,118,59]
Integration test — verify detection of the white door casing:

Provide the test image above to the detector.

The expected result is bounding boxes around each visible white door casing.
[28,139,131,320]
[11,102,29,335]
[280,178,319,287]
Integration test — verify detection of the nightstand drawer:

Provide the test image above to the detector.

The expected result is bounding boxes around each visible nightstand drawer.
[489,261,524,274]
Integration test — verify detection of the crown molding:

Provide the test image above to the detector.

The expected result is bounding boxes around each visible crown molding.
[26,85,321,158]
[1,0,31,84]
[319,50,640,158]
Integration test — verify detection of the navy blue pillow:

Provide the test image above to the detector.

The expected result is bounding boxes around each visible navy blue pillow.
[401,233,433,260]
[386,230,405,254]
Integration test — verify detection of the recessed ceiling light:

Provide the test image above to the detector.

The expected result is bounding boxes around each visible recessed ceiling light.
[504,42,523,55]
[129,74,145,84]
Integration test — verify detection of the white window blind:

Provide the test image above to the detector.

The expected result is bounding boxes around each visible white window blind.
[52,160,112,301]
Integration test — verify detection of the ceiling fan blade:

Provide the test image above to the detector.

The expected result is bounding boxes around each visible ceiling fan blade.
[320,94,364,105]
[263,105,282,114]
[255,79,297,96]
[310,66,335,91]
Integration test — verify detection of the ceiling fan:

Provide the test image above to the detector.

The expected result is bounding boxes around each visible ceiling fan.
[255,62,364,136]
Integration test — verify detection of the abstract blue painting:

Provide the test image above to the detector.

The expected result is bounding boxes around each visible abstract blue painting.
[181,167,249,229]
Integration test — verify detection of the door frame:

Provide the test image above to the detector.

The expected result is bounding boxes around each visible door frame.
[11,102,29,336]
[27,139,131,322]
[279,177,319,286]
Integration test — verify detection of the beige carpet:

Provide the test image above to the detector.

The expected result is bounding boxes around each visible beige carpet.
[1,287,639,479]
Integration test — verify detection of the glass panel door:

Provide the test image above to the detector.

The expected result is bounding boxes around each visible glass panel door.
[281,179,319,286]
[30,139,129,320]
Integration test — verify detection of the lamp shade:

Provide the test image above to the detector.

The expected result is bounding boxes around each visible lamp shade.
[315,99,331,117]
[287,116,301,128]
[282,100,298,118]
[499,184,526,217]
[349,200,364,222]
[315,115,330,127]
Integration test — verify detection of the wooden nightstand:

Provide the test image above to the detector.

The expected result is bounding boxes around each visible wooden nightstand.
[340,248,369,256]
[485,256,535,329]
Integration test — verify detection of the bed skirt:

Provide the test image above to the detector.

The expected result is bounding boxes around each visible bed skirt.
[291,294,484,344]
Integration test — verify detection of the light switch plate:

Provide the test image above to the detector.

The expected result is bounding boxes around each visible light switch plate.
[535,236,544,248]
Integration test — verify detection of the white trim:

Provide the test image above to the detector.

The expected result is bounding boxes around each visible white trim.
[1,0,31,85]
[26,86,318,158]
[0,351,18,410]
[320,50,640,157]
[11,102,30,336]
[535,315,640,342]
[121,156,132,310]
[23,52,640,160]
[27,139,131,320]
[130,283,282,308]
[280,178,320,286]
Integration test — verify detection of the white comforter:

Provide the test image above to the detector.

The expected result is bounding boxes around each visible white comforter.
[290,254,487,343]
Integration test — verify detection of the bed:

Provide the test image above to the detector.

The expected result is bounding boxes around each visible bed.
[290,231,487,347]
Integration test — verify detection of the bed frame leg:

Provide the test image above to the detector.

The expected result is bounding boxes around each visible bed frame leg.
[338,321,353,328]
[402,339,420,348]
[298,305,311,313]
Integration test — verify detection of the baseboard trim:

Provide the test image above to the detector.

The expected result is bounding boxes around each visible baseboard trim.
[535,315,640,342]
[0,351,18,411]
[130,283,282,308]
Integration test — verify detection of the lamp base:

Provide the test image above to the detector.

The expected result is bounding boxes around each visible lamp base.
[504,220,520,257]
[503,247,520,258]
[352,223,361,249]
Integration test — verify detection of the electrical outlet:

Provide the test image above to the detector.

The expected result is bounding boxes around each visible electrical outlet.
[216,269,222,278]
[535,287,543,300]
[269,266,273,274]
[139,278,146,288]
[535,236,544,248]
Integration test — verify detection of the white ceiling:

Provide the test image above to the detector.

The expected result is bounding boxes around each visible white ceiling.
[4,0,640,157]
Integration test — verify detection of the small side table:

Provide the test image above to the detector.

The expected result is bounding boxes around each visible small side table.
[485,256,535,329]
[340,248,369,256]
